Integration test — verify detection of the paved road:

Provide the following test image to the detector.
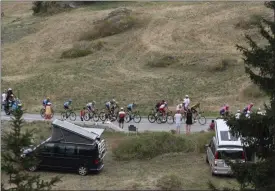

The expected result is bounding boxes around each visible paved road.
[1,112,214,134]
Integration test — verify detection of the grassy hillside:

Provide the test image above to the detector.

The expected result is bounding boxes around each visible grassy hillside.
[1,1,272,114]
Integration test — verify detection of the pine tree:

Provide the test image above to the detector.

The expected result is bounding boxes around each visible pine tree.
[1,109,61,191]
[209,1,275,191]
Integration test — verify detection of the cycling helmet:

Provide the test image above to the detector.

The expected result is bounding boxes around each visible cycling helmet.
[185,95,189,98]
[69,99,72,102]
[250,103,254,105]
[8,88,12,91]
[237,110,240,113]
[47,97,50,100]
[258,108,261,111]
[120,107,124,110]
[92,101,96,104]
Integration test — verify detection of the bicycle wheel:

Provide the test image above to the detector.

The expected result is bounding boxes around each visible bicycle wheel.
[84,112,90,121]
[93,113,100,122]
[99,112,106,121]
[61,112,67,120]
[125,113,131,123]
[166,114,174,124]
[69,112,77,121]
[133,114,141,123]
[156,116,163,124]
[40,108,45,118]
[198,115,207,125]
[148,114,156,123]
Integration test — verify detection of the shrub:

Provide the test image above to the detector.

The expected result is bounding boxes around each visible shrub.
[242,84,266,98]
[209,58,237,72]
[79,8,136,40]
[156,174,183,190]
[147,55,179,68]
[112,131,214,161]
[235,14,262,30]
[32,1,72,15]
[61,48,92,59]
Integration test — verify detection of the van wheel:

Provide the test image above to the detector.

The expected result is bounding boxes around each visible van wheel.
[78,166,88,176]
[28,165,37,172]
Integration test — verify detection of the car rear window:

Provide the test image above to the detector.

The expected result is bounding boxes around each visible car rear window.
[217,150,244,160]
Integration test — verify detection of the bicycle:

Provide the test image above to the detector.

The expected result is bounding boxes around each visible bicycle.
[216,111,230,120]
[40,107,54,118]
[125,110,142,123]
[61,109,76,121]
[192,110,207,125]
[99,109,116,122]
[83,108,99,122]
[148,108,174,124]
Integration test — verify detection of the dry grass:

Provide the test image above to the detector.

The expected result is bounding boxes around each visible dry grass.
[241,84,266,99]
[1,121,238,190]
[1,1,271,114]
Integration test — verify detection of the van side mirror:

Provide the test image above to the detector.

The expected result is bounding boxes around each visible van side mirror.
[205,144,209,148]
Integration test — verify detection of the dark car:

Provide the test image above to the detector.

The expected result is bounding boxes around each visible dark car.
[22,137,106,176]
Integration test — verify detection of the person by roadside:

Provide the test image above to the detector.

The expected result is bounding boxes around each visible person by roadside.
[44,102,53,120]
[185,108,193,134]
[2,89,7,110]
[80,107,86,121]
[174,110,182,134]
[118,107,126,129]
[208,120,215,131]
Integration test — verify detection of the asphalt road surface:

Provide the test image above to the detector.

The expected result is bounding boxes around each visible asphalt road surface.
[1,112,214,134]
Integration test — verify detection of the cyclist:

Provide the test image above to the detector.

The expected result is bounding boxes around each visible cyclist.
[127,102,136,113]
[105,101,111,112]
[159,100,168,121]
[183,95,190,112]
[42,97,50,108]
[64,99,72,110]
[243,103,254,114]
[155,100,162,113]
[86,101,96,113]
[220,104,229,117]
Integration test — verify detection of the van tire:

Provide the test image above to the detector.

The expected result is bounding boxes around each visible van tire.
[78,166,88,176]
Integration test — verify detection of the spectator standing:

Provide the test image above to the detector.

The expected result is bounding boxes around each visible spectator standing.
[45,102,53,120]
[2,89,7,110]
[185,109,193,134]
[209,120,215,131]
[80,107,86,121]
[118,107,126,129]
[174,110,182,134]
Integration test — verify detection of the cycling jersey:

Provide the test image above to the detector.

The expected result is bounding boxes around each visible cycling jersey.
[64,102,70,107]
[127,103,134,110]
[118,111,126,118]
[159,104,166,109]
[183,98,190,108]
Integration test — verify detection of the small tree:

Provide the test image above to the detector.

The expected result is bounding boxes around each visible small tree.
[1,109,61,190]
[209,1,275,191]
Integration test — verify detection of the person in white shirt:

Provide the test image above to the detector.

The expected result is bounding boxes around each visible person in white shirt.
[174,110,182,134]
[235,110,241,119]
[2,89,7,110]
[183,95,190,111]
[176,103,182,112]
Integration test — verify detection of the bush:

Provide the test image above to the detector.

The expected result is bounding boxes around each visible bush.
[112,131,214,161]
[235,14,262,30]
[32,1,72,15]
[209,58,237,72]
[147,55,179,68]
[61,48,92,59]
[156,174,183,190]
[79,8,136,40]
[242,84,266,98]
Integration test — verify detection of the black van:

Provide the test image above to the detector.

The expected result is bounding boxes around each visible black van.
[22,138,106,176]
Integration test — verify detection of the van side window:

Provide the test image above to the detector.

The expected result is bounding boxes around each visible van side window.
[65,145,76,156]
[54,144,66,154]
[77,146,93,156]
[42,143,55,153]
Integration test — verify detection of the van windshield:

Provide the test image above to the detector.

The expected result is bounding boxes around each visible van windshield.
[217,150,244,160]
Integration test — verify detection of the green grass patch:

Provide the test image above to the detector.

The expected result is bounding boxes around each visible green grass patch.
[112,131,214,161]
[156,174,183,190]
